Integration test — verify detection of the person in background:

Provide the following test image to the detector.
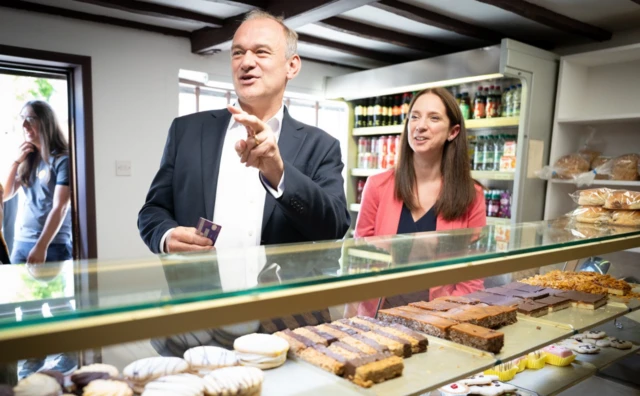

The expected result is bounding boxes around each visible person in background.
[138,10,349,254]
[354,87,485,315]
[2,100,75,376]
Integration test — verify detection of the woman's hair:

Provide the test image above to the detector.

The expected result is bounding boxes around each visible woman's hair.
[394,87,476,221]
[18,100,69,187]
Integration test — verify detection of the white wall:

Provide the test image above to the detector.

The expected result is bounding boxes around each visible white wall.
[0,8,356,261]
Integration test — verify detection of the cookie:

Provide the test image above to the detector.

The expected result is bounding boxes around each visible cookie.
[202,366,263,396]
[184,346,238,374]
[74,363,119,377]
[460,374,499,386]
[83,379,133,396]
[563,341,600,354]
[142,374,205,396]
[468,380,517,396]
[233,333,289,369]
[438,382,470,395]
[609,338,633,350]
[14,373,62,396]
[584,330,606,339]
[123,357,190,393]
[570,333,586,340]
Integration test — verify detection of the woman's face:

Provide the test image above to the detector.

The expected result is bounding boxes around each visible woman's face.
[20,106,40,145]
[407,93,458,157]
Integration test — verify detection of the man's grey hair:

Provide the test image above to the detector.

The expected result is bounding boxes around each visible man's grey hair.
[243,10,298,60]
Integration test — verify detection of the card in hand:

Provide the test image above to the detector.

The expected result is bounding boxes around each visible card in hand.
[196,217,222,245]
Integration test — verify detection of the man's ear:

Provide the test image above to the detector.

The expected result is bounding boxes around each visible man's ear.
[286,55,301,80]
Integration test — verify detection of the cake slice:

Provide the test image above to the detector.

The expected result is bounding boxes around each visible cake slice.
[329,341,366,360]
[435,295,480,305]
[517,300,548,317]
[378,307,456,339]
[431,307,493,328]
[340,334,389,355]
[448,323,504,353]
[473,293,521,308]
[351,317,428,354]
[502,282,545,292]
[360,330,412,357]
[463,305,518,328]
[409,300,461,312]
[293,327,336,346]
[343,353,404,388]
[333,319,372,333]
[302,326,338,345]
[536,296,571,313]
[298,344,347,375]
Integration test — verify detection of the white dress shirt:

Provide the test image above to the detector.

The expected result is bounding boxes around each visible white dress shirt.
[159,104,285,253]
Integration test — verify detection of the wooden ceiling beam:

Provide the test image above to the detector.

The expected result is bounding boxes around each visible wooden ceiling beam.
[297,33,414,64]
[476,0,612,41]
[371,0,502,42]
[0,0,190,37]
[317,17,451,55]
[191,0,378,54]
[202,0,269,9]
[70,0,224,27]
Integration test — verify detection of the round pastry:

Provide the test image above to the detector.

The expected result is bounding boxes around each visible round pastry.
[438,382,470,395]
[233,333,289,369]
[74,363,119,377]
[584,330,606,339]
[39,370,65,388]
[468,381,517,396]
[14,373,61,396]
[202,366,264,396]
[142,374,205,396]
[71,372,110,390]
[570,333,586,341]
[565,341,600,354]
[0,385,14,396]
[609,338,633,350]
[184,346,238,374]
[83,379,133,396]
[123,357,190,393]
[595,338,611,348]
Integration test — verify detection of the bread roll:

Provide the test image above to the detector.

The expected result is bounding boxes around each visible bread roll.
[553,154,590,179]
[576,188,611,206]
[603,190,640,210]
[611,154,639,181]
[574,206,611,224]
[591,156,612,180]
[578,149,601,165]
[610,210,640,227]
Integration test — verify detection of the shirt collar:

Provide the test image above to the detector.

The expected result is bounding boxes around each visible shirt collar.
[231,103,285,136]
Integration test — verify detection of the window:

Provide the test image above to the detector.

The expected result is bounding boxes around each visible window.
[287,98,316,126]
[200,87,228,112]
[178,84,197,116]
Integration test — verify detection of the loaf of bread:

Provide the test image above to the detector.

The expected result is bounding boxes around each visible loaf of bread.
[591,156,612,180]
[578,149,601,165]
[574,206,611,224]
[610,210,640,227]
[553,154,590,179]
[574,188,611,206]
[611,154,640,181]
[603,190,640,210]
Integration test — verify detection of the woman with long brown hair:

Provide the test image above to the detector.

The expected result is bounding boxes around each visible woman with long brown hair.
[354,87,485,312]
[3,100,72,265]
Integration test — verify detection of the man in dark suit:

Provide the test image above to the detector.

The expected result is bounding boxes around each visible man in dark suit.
[138,10,350,253]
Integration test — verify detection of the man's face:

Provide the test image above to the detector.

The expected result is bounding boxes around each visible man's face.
[231,18,295,105]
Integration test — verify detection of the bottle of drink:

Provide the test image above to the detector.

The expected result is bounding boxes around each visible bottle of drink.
[492,134,504,171]
[484,189,491,216]
[356,179,365,203]
[473,86,485,119]
[383,96,390,126]
[468,135,476,169]
[499,190,511,219]
[358,137,367,154]
[501,87,510,117]
[367,98,374,127]
[489,190,501,217]
[370,136,377,155]
[373,96,382,127]
[388,134,396,156]
[474,136,484,171]
[393,95,402,125]
[354,100,362,128]
[507,85,516,117]
[486,86,495,119]
[455,93,462,105]
[459,92,471,120]
[513,84,522,117]
[401,93,412,124]
[494,86,502,117]
[482,136,495,171]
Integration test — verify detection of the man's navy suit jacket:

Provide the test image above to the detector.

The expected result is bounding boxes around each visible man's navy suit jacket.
[138,107,350,253]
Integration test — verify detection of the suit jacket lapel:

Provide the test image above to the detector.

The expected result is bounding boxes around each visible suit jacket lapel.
[202,110,231,221]
[261,107,306,232]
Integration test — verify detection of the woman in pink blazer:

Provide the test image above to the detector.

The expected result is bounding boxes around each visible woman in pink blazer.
[354,87,486,316]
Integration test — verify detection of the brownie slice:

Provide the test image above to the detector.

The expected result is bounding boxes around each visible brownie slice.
[432,306,493,328]
[360,330,412,357]
[556,290,607,310]
[474,293,521,308]
[448,323,504,353]
[435,295,480,305]
[341,334,389,355]
[298,344,347,375]
[316,323,359,340]
[334,319,372,333]
[293,327,335,346]
[303,326,339,345]
[378,307,456,339]
[510,290,550,300]
[536,296,571,312]
[329,341,365,360]
[484,287,514,296]
[343,352,404,388]
[502,282,545,293]
[409,300,461,312]
[517,300,548,317]
[274,329,317,356]
[464,305,518,328]
[464,291,499,301]
[352,316,428,354]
